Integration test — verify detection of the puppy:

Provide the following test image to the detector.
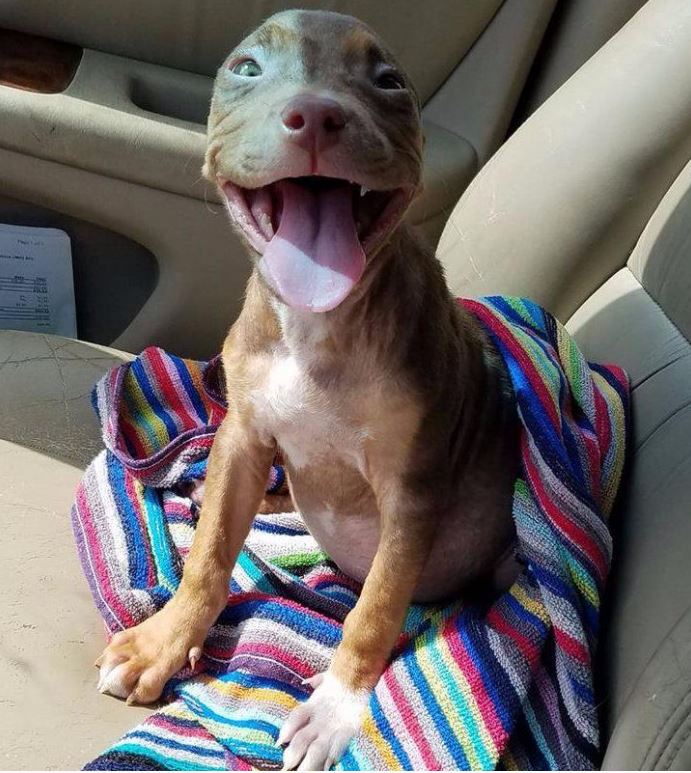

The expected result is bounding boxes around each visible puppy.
[96,10,519,770]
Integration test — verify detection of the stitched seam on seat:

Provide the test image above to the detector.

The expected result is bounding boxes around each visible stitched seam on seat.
[636,400,691,453]
[633,350,691,390]
[628,269,691,347]
[619,271,691,452]
[642,690,691,768]
[611,604,691,767]
[660,702,691,770]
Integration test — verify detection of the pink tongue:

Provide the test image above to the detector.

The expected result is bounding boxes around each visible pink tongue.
[258,180,365,312]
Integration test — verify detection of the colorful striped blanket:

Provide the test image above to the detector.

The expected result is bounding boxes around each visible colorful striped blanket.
[72,297,629,770]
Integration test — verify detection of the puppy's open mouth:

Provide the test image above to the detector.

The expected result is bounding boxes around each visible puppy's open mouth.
[223,177,408,312]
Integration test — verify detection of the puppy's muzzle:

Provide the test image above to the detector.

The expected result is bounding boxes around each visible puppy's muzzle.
[281,95,349,153]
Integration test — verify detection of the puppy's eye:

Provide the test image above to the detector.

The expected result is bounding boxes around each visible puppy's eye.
[374,71,405,90]
[231,58,262,77]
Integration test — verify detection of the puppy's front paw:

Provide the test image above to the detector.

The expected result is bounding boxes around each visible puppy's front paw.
[278,672,369,771]
[96,609,202,705]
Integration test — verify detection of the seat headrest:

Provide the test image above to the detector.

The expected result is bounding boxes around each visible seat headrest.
[437,0,691,322]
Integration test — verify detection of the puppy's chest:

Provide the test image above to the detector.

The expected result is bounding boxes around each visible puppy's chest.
[251,349,368,472]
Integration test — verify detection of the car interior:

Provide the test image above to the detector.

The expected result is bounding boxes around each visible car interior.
[1,0,689,768]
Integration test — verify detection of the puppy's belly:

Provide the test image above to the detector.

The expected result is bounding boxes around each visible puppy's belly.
[288,461,514,603]
[288,460,378,583]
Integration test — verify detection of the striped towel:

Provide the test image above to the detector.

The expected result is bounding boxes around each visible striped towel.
[72,297,629,771]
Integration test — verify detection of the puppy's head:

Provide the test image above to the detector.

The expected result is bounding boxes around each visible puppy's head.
[204,10,423,313]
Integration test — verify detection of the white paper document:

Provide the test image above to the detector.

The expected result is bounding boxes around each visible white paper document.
[0,223,77,338]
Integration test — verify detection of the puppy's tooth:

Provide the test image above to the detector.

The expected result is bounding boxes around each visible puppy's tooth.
[259,212,274,239]
[359,186,369,197]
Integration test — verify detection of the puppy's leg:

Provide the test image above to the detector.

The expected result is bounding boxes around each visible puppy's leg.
[96,414,274,704]
[280,481,436,771]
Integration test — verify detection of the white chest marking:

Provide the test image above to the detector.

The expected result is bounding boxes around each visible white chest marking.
[252,302,370,472]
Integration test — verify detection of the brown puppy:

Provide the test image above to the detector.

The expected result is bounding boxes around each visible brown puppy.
[96,10,519,770]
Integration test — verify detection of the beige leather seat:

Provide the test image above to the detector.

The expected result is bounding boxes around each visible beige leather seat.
[0,334,153,769]
[439,0,691,766]
[2,0,690,768]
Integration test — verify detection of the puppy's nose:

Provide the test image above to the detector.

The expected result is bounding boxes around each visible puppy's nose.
[281,95,348,150]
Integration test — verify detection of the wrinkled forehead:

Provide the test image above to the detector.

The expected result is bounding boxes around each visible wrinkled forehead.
[232,10,402,81]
